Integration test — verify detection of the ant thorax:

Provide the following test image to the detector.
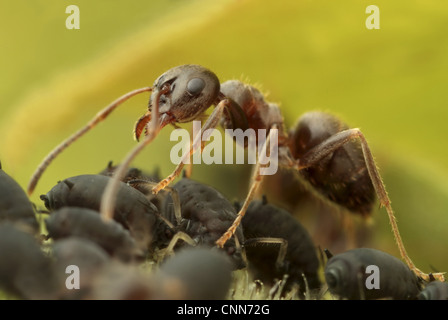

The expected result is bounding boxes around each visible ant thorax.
[220,80,287,145]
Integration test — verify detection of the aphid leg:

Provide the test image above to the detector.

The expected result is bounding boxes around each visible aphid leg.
[151,99,230,194]
[164,231,197,256]
[319,284,330,300]
[216,125,278,248]
[284,283,300,300]
[301,273,311,300]
[268,274,289,300]
[295,128,445,282]
[27,87,152,196]
[100,85,170,221]
[243,237,288,271]
[273,274,289,300]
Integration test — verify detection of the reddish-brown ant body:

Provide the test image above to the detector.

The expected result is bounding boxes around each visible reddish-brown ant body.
[27,64,443,281]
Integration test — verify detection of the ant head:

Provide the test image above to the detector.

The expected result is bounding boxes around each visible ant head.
[149,64,220,123]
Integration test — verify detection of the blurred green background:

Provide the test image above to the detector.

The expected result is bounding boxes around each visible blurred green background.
[0,0,447,275]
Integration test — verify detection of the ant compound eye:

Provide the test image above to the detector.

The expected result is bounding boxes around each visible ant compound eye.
[186,77,205,96]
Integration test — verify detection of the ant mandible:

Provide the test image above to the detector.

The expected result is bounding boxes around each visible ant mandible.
[27,64,443,282]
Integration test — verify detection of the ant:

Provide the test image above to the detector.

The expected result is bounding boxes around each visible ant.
[40,171,245,268]
[129,175,246,269]
[27,64,443,282]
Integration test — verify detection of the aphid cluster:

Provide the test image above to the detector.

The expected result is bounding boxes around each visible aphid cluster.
[1,64,445,300]
[0,161,317,299]
[0,162,236,299]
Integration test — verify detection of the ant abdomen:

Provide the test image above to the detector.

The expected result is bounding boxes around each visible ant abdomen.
[289,111,376,216]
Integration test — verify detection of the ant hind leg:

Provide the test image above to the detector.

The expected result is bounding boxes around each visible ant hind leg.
[296,128,444,282]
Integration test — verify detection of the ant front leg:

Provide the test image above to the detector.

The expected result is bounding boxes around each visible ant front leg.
[180,127,197,179]
[151,99,230,195]
[296,128,444,282]
[127,179,182,226]
[100,85,170,220]
[216,125,279,248]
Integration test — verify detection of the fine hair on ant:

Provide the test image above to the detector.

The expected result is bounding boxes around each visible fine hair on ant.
[27,64,444,282]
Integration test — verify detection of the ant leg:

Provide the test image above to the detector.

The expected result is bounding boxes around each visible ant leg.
[27,87,152,196]
[185,163,193,179]
[324,248,334,260]
[234,232,249,269]
[100,85,170,221]
[216,125,278,248]
[151,99,230,194]
[297,128,444,282]
[244,237,288,270]
[127,179,182,226]
[182,130,197,178]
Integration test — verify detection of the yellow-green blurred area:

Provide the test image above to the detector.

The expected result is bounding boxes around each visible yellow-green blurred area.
[0,0,447,281]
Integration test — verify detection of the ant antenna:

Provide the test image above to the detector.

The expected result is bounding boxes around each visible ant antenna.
[27,87,152,196]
